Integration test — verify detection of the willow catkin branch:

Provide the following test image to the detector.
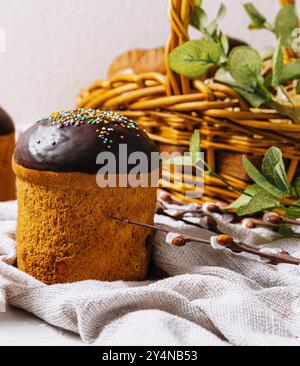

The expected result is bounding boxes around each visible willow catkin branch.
[110,216,300,266]
[156,203,222,234]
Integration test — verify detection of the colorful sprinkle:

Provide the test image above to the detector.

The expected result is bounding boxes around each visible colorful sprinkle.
[39,109,139,147]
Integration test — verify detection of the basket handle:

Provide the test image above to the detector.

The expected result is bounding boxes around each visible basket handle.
[279,0,295,5]
[165,0,194,96]
[165,0,296,96]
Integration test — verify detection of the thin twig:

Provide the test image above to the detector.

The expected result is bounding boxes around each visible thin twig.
[110,216,211,245]
[283,218,300,226]
[247,219,279,229]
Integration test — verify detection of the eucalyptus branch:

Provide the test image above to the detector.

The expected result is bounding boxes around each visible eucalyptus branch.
[189,132,300,221]
[263,23,275,33]
[169,2,300,122]
[244,2,298,51]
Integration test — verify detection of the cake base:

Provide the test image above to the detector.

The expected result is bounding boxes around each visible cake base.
[13,161,157,284]
[0,132,15,201]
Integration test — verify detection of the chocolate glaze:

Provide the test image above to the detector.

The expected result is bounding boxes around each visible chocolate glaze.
[0,107,14,135]
[14,110,159,174]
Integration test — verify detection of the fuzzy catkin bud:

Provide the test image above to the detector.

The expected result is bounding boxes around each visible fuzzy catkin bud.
[267,215,283,225]
[158,191,172,203]
[170,210,185,219]
[243,219,256,229]
[166,233,187,247]
[205,203,222,214]
[172,236,187,247]
[217,235,234,246]
[210,235,234,250]
[187,203,202,212]
[263,212,279,223]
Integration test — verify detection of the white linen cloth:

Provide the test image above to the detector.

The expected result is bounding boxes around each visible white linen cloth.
[0,200,300,346]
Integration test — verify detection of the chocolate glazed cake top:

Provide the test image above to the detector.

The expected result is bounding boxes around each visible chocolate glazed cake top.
[14,109,159,174]
[0,107,15,135]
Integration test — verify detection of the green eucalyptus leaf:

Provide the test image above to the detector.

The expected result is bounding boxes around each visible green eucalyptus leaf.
[215,68,270,108]
[264,73,272,88]
[279,61,300,83]
[262,147,290,193]
[225,184,263,210]
[215,68,255,94]
[273,164,291,193]
[235,86,271,108]
[285,201,300,219]
[164,130,202,168]
[271,42,293,104]
[274,5,298,48]
[219,32,229,55]
[237,191,281,216]
[215,68,236,85]
[272,41,284,88]
[168,39,221,79]
[262,147,283,181]
[268,101,300,124]
[294,177,300,197]
[190,6,208,32]
[244,3,267,30]
[225,195,251,211]
[228,46,263,86]
[243,156,285,199]
[189,130,201,166]
[207,4,226,35]
[194,0,202,6]
[207,21,218,37]
[216,3,226,22]
[260,46,274,61]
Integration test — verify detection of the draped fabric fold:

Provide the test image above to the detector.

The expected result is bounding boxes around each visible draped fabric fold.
[0,201,300,346]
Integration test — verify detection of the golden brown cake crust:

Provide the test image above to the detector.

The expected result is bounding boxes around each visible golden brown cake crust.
[13,161,157,284]
[0,132,16,201]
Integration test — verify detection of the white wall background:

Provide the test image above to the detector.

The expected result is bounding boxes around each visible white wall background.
[0,0,298,129]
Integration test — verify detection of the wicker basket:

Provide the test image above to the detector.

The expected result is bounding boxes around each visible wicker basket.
[76,0,300,204]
